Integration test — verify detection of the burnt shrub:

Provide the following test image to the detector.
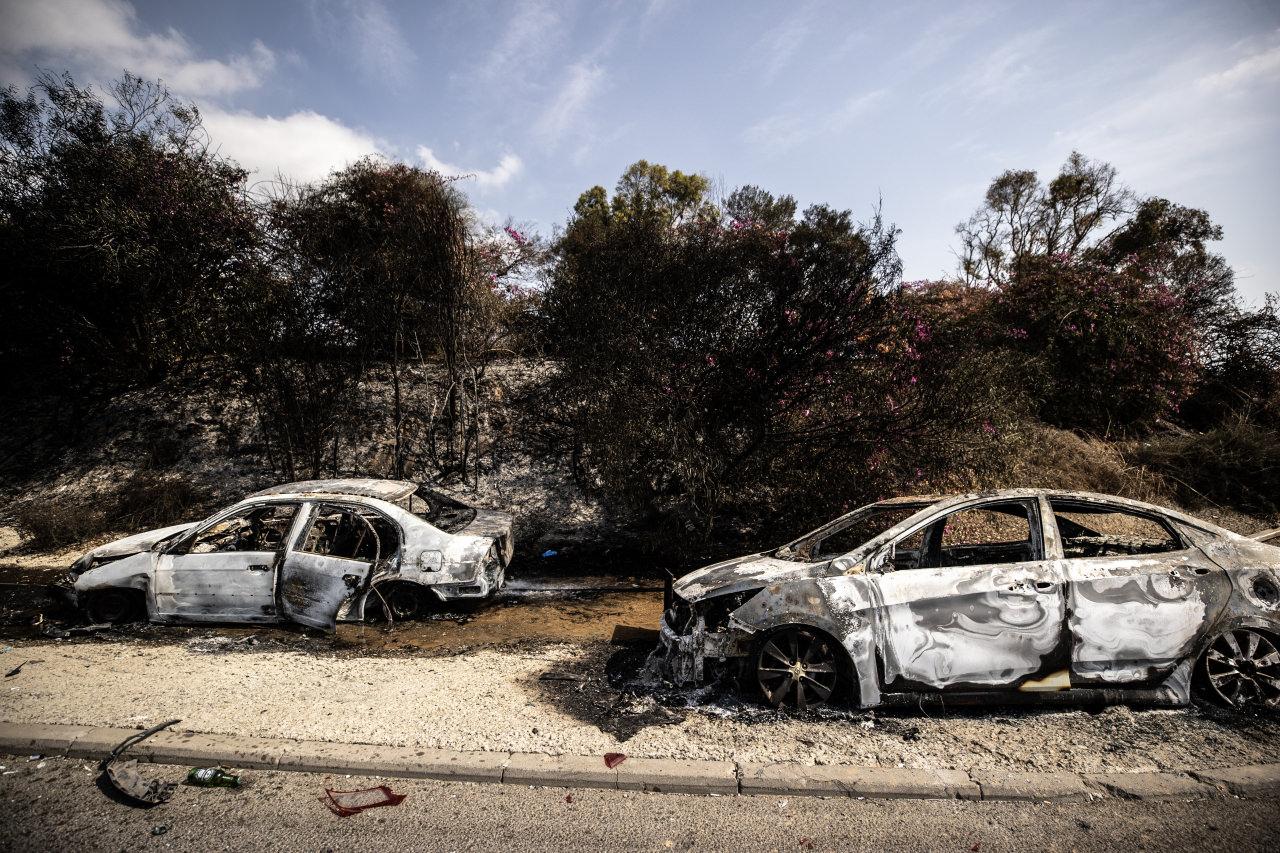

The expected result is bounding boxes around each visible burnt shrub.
[12,472,214,549]
[535,165,1024,551]
[987,255,1199,434]
[1134,418,1280,516]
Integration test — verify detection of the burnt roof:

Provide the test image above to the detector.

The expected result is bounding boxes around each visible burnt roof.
[248,479,417,502]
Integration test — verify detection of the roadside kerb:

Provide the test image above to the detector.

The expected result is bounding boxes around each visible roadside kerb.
[3,722,1277,801]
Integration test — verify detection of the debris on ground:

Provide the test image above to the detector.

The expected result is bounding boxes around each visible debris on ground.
[5,662,24,677]
[185,767,241,788]
[322,785,407,817]
[539,672,585,682]
[99,719,182,807]
[43,623,113,639]
[604,752,627,769]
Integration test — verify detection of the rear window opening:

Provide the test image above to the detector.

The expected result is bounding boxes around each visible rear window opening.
[1049,500,1182,558]
[406,487,477,533]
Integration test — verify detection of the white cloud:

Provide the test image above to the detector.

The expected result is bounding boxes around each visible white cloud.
[308,0,415,84]
[745,89,885,155]
[1054,35,1280,190]
[476,0,564,85]
[416,147,523,190]
[758,14,810,84]
[0,0,275,96]
[1197,34,1280,94]
[535,61,605,145]
[202,108,383,184]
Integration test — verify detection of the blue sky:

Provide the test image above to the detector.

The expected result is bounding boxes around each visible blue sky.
[2,0,1278,300]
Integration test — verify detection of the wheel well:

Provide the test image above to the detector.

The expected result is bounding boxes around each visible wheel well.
[752,623,859,696]
[83,587,145,621]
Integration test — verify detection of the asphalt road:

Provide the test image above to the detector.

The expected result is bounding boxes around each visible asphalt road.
[2,755,1278,852]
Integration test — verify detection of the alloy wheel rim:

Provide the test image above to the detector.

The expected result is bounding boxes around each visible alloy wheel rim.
[1205,629,1280,709]
[757,628,838,711]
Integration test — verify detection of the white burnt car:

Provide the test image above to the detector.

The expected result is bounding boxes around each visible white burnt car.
[659,490,1280,711]
[63,479,514,631]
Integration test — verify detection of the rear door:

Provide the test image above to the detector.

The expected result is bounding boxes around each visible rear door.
[277,502,383,630]
[1048,498,1232,684]
[876,498,1070,691]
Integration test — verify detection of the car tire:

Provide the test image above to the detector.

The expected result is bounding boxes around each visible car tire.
[1195,627,1280,711]
[753,625,847,711]
[85,589,140,624]
[366,582,426,622]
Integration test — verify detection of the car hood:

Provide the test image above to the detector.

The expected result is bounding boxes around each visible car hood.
[674,553,838,603]
[80,522,199,563]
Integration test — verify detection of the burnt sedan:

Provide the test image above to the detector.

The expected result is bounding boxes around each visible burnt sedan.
[658,490,1280,711]
[63,479,514,631]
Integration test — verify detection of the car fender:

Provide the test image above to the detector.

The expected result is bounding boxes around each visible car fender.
[732,576,883,708]
[72,552,154,613]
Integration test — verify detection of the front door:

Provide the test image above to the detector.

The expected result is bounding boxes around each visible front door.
[877,499,1070,691]
[1048,499,1232,684]
[278,503,381,630]
[153,502,301,622]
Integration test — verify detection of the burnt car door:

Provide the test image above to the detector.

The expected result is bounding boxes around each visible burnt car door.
[277,502,393,630]
[153,502,301,622]
[1048,498,1232,684]
[874,498,1070,691]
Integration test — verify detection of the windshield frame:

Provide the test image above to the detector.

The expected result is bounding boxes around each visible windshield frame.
[773,499,940,562]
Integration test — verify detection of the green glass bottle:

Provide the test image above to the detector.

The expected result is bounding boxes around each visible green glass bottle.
[185,767,241,788]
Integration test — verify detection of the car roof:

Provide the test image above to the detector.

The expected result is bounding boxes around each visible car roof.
[248,479,418,502]
[869,489,1227,535]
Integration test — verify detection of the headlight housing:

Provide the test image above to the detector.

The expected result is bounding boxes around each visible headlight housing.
[700,588,764,632]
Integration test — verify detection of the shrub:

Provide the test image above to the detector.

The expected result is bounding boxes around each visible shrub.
[536,165,1029,550]
[1135,418,1280,516]
[987,255,1199,433]
[12,472,214,550]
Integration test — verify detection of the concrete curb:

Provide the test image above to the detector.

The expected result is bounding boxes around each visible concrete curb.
[3,722,1278,801]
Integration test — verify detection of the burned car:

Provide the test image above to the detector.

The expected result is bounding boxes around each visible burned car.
[62,479,514,631]
[659,489,1280,711]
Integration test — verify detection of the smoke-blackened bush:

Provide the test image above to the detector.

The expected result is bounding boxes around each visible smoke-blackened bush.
[988,255,1199,433]
[1135,417,1280,516]
[537,164,1020,550]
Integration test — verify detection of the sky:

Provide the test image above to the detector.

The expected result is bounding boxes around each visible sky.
[2,0,1278,301]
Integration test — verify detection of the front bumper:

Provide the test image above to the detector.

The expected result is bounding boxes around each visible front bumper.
[656,608,746,685]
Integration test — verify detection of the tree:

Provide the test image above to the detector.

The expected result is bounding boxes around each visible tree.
[957,152,1133,285]
[0,71,260,392]
[538,162,1005,546]
[235,159,542,481]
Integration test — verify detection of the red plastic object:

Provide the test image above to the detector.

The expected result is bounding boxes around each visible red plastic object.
[603,752,627,769]
[322,785,407,817]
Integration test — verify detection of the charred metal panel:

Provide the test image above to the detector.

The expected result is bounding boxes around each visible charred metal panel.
[871,560,1067,689]
[1063,553,1231,684]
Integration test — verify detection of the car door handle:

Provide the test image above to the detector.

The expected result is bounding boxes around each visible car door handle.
[247,564,271,572]
[1034,580,1055,592]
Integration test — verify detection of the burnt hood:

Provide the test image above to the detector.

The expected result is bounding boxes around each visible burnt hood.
[78,522,198,563]
[674,554,842,603]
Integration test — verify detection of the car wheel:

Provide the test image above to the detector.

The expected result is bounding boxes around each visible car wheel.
[755,626,843,711]
[1199,628,1280,711]
[368,582,424,622]
[85,589,139,624]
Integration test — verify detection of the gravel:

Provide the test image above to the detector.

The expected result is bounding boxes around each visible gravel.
[2,634,1278,774]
